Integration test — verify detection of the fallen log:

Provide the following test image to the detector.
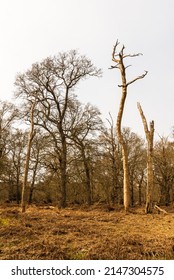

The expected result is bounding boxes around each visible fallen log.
[154,204,168,214]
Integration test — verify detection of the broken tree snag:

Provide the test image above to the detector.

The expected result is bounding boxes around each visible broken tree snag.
[111,40,147,212]
[137,102,154,214]
[154,205,168,214]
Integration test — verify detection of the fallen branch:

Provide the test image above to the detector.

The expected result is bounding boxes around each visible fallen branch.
[154,204,168,214]
[38,206,55,210]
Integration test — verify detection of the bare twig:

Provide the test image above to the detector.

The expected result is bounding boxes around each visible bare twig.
[108,65,119,70]
[123,53,143,59]
[111,41,148,88]
[112,40,120,63]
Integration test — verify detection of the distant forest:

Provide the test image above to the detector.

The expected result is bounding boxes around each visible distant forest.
[0,45,174,213]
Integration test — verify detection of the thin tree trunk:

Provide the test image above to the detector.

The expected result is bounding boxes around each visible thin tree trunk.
[121,143,130,211]
[28,187,34,205]
[59,135,67,208]
[16,175,21,204]
[110,116,120,204]
[82,149,92,205]
[28,152,39,205]
[160,182,170,206]
[138,171,144,206]
[137,102,154,213]
[146,140,154,213]
[130,176,134,207]
[111,158,119,204]
[21,102,35,213]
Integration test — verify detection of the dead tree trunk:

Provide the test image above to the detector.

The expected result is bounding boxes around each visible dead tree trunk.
[111,40,147,212]
[137,102,154,214]
[21,102,36,213]
[138,171,144,206]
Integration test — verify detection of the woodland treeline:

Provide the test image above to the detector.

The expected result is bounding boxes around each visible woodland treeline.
[0,46,174,212]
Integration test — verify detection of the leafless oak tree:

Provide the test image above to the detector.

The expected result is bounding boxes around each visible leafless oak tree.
[15,50,101,208]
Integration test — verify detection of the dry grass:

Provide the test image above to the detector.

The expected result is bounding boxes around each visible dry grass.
[0,204,174,260]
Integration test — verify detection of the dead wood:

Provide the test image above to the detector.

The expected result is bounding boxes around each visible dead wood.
[154,205,168,214]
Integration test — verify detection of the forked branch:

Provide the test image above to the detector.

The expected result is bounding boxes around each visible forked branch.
[112,39,120,63]
[111,40,148,87]
[123,53,143,59]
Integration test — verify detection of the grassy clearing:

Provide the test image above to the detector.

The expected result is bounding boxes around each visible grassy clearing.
[0,205,174,260]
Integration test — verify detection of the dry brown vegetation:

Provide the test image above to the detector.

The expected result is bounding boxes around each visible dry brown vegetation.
[0,204,174,260]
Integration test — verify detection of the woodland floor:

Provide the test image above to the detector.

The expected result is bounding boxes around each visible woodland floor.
[0,204,174,260]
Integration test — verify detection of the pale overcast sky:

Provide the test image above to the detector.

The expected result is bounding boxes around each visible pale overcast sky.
[0,0,174,138]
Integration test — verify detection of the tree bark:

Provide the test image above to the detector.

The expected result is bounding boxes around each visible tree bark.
[137,102,154,213]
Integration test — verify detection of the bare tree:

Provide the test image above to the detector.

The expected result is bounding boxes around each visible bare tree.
[69,102,103,205]
[154,137,174,206]
[0,101,18,159]
[0,101,19,198]
[8,129,27,203]
[15,50,101,208]
[104,113,122,204]
[28,130,47,204]
[123,128,146,206]
[137,102,154,213]
[111,40,147,211]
